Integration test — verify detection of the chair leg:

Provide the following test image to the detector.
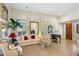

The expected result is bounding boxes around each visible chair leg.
[54,39,57,42]
[55,38,60,43]
[60,39,61,43]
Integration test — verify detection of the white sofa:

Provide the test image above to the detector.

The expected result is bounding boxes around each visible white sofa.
[18,34,40,46]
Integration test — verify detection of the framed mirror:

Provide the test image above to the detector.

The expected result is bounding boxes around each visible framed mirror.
[48,25,53,33]
[29,21,39,34]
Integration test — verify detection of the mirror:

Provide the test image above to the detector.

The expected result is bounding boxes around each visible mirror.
[30,21,39,34]
[48,25,53,33]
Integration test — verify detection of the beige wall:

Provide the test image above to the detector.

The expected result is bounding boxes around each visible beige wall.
[9,8,60,34]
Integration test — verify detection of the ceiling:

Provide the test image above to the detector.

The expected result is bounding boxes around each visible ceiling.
[7,3,79,16]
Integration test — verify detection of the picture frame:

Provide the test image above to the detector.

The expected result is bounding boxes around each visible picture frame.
[48,25,53,33]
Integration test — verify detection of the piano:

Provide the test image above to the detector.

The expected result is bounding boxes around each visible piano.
[51,34,61,43]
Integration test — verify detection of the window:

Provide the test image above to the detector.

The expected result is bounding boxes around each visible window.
[17,19,26,37]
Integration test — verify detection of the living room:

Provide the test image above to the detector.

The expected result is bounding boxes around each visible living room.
[0,3,79,56]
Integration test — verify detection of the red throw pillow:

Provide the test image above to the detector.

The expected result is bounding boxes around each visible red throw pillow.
[31,35,35,39]
[24,36,28,40]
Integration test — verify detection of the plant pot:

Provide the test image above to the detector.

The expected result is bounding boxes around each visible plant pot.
[12,38,17,44]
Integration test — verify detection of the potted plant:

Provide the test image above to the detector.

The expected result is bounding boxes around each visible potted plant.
[6,18,22,44]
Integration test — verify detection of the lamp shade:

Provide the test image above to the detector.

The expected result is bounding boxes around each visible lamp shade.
[38,32,42,40]
[9,32,16,38]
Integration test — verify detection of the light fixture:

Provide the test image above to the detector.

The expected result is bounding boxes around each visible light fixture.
[44,17,47,21]
[58,12,62,16]
[25,6,28,8]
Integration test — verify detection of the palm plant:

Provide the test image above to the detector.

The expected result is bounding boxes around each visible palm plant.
[6,18,22,44]
[7,18,22,32]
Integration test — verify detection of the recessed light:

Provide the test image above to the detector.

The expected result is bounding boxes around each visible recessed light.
[58,12,62,16]
[25,6,28,8]
[44,17,47,21]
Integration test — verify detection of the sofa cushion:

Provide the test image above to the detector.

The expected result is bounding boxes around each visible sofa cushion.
[24,36,28,40]
[31,35,35,39]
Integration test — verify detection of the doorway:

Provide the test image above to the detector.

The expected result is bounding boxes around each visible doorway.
[66,22,72,40]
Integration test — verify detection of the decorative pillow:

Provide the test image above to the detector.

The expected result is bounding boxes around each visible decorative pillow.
[31,35,35,39]
[24,36,28,40]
